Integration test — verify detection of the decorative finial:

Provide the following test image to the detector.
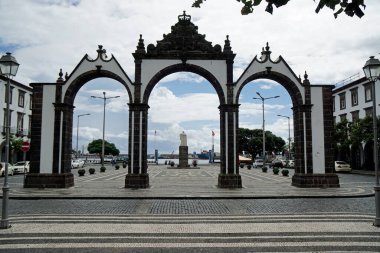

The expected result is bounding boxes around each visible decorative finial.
[261,42,271,59]
[304,71,309,80]
[96,45,107,59]
[265,42,270,52]
[178,10,191,21]
[57,68,64,83]
[135,34,146,54]
[65,72,69,80]
[223,35,232,54]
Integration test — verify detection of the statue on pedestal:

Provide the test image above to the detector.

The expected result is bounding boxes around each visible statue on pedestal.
[180,131,187,146]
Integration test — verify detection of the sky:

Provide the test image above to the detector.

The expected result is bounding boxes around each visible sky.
[0,0,379,155]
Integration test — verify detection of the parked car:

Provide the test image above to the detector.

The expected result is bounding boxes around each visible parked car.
[71,159,85,168]
[13,161,30,174]
[334,161,352,172]
[253,159,264,168]
[287,160,295,168]
[271,159,285,168]
[0,162,14,176]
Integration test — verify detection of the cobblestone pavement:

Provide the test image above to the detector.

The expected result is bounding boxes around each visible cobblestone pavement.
[1,165,379,252]
[1,164,376,199]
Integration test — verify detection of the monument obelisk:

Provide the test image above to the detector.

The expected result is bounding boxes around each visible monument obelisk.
[179,131,189,168]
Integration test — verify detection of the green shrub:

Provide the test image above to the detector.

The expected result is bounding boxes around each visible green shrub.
[78,169,85,176]
[89,168,95,174]
[122,162,127,168]
[115,164,120,170]
[273,167,280,175]
[262,166,268,172]
[247,164,252,170]
[239,164,244,168]
[281,169,289,176]
[100,166,106,172]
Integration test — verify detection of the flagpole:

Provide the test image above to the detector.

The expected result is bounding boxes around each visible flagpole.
[211,130,215,163]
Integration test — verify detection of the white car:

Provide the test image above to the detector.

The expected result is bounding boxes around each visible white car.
[287,160,295,168]
[13,161,30,174]
[0,162,14,176]
[335,161,352,172]
[71,159,85,168]
[253,159,264,167]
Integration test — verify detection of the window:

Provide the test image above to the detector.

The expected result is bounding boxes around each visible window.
[365,107,373,117]
[333,96,335,112]
[339,93,346,110]
[340,114,347,122]
[29,94,33,110]
[2,109,13,133]
[350,88,358,106]
[17,112,24,135]
[365,84,372,102]
[4,85,14,104]
[351,111,359,123]
[18,90,25,107]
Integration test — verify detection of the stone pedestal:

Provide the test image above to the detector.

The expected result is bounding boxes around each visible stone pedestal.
[218,173,242,188]
[178,146,189,168]
[24,173,74,188]
[125,173,149,188]
[291,173,340,188]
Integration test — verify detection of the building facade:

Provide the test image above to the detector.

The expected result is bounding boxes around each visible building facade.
[333,76,380,170]
[0,76,33,163]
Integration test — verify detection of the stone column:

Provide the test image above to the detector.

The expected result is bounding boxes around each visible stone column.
[125,103,149,188]
[218,104,242,188]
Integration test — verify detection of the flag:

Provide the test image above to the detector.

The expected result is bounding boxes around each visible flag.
[212,130,215,136]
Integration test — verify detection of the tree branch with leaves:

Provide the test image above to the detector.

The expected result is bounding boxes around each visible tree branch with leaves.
[192,0,366,18]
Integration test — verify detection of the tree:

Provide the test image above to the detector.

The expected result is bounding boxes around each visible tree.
[238,127,285,158]
[87,139,120,157]
[192,0,366,18]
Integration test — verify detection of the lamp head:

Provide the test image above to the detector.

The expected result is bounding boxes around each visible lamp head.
[0,52,19,77]
[363,56,380,81]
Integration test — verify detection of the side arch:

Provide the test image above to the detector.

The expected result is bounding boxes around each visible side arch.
[143,63,226,105]
[63,69,133,105]
[234,70,303,107]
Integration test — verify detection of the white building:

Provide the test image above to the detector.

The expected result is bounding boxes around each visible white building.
[333,75,380,170]
[0,76,32,162]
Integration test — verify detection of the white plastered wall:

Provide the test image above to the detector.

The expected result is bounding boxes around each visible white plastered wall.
[234,58,304,104]
[310,86,325,173]
[62,56,133,103]
[40,84,56,173]
[140,59,227,104]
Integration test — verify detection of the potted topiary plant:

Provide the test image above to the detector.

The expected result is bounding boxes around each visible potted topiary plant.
[281,169,289,176]
[115,164,120,170]
[170,161,175,167]
[122,162,127,168]
[273,167,280,175]
[239,163,244,169]
[78,169,85,176]
[100,166,106,172]
[247,164,252,170]
[262,166,268,172]
[89,168,95,174]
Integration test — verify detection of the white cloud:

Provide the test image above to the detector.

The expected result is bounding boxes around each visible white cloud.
[149,87,219,124]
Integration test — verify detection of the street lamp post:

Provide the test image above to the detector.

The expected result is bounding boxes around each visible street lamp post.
[253,92,280,163]
[76,113,90,158]
[0,52,20,229]
[277,114,291,161]
[363,56,380,227]
[91,92,119,168]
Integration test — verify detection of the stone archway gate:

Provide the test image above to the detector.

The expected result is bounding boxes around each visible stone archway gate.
[25,12,339,189]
